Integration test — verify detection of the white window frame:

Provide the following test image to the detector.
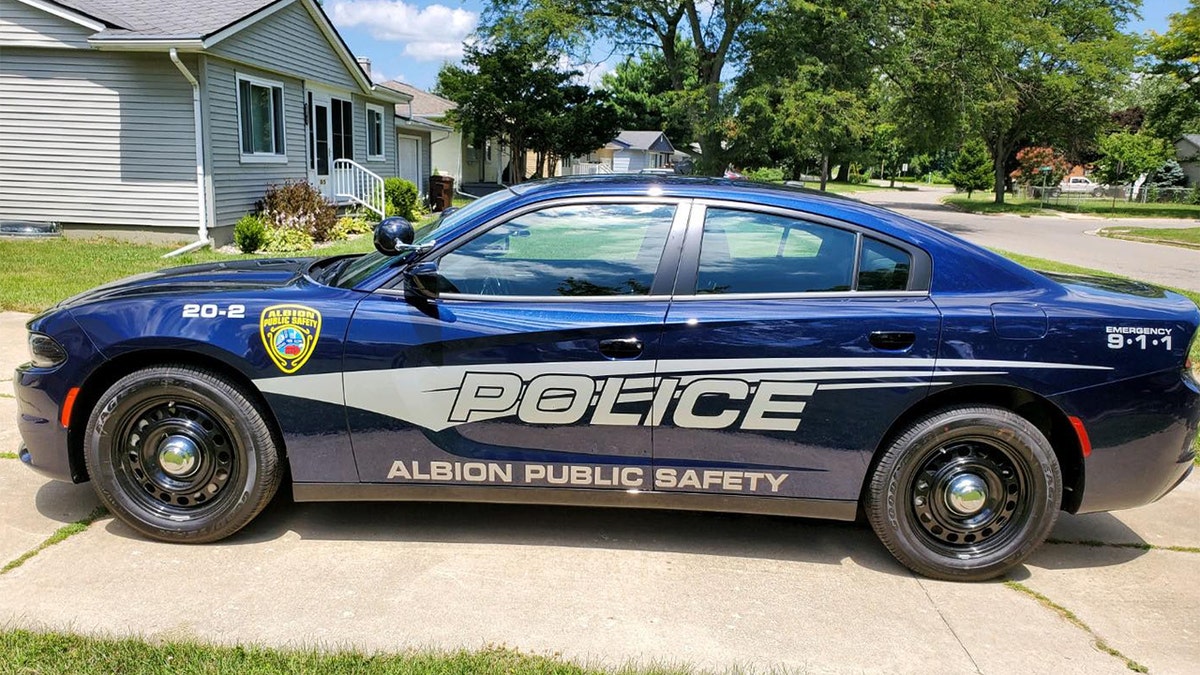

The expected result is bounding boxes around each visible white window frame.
[236,73,287,164]
[366,103,386,161]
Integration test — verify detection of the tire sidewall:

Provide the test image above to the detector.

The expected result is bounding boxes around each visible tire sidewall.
[874,409,1061,580]
[86,368,272,542]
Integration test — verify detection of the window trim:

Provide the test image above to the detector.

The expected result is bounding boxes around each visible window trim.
[366,103,386,161]
[236,73,287,163]
[381,196,691,302]
[673,200,931,299]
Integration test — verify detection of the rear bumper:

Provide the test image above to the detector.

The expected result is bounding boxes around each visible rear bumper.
[1062,369,1200,514]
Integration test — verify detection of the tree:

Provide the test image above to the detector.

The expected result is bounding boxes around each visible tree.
[880,0,1138,203]
[1094,132,1174,186]
[601,45,698,149]
[1144,1,1200,139]
[729,0,879,188]
[948,140,993,198]
[1015,147,1070,191]
[483,0,776,173]
[436,39,619,183]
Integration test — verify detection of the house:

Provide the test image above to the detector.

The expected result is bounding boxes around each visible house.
[0,0,410,245]
[1177,135,1200,186]
[564,131,677,175]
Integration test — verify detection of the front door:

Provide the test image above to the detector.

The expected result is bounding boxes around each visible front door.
[307,91,333,199]
[397,135,420,189]
[653,203,942,502]
[344,199,689,491]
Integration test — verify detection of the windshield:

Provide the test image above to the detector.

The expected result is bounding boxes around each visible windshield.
[323,188,521,288]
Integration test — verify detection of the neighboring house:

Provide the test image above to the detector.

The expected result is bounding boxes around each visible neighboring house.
[564,131,677,175]
[1177,135,1200,186]
[0,0,410,245]
[380,80,454,196]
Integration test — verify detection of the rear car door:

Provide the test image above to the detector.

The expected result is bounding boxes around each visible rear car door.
[344,197,689,491]
[652,201,941,502]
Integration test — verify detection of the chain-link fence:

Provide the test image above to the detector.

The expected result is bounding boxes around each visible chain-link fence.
[1026,184,1200,211]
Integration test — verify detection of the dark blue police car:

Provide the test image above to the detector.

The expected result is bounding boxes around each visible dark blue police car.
[14,177,1200,580]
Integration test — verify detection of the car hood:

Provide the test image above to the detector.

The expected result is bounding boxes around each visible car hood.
[55,257,313,309]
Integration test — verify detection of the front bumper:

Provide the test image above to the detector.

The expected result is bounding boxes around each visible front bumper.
[14,364,78,482]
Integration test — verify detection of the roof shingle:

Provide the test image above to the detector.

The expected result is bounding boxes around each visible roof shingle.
[50,0,280,38]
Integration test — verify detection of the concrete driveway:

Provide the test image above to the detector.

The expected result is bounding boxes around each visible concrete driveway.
[3,304,1199,673]
[853,187,1200,293]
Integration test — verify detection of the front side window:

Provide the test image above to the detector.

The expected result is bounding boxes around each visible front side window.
[331,98,353,161]
[696,209,857,294]
[237,76,285,157]
[367,105,385,160]
[436,203,676,297]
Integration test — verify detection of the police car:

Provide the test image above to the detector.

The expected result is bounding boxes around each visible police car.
[15,177,1200,581]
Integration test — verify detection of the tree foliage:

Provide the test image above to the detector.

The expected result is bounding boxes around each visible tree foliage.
[436,39,619,182]
[1015,147,1070,188]
[1094,132,1175,185]
[948,140,994,198]
[601,44,698,149]
[1144,1,1200,139]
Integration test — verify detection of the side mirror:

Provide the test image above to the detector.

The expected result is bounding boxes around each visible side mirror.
[405,261,440,299]
[374,217,415,256]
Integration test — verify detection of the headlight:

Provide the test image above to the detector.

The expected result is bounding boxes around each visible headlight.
[28,333,67,368]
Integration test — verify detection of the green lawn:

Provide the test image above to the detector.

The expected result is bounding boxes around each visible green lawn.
[0,630,690,675]
[945,194,1200,219]
[821,181,915,194]
[1098,227,1200,250]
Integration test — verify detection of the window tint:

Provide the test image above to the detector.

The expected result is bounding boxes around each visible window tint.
[695,209,856,294]
[857,237,912,291]
[437,203,675,297]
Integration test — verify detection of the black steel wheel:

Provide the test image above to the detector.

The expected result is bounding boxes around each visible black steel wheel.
[85,365,281,543]
[865,406,1061,581]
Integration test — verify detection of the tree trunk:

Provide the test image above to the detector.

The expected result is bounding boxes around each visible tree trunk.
[992,138,1007,205]
[819,154,829,191]
[833,161,849,183]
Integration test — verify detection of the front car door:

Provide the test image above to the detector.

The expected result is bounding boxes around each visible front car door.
[344,197,689,492]
[652,201,941,503]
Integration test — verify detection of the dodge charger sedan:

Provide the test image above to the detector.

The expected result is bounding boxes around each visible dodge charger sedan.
[15,176,1200,580]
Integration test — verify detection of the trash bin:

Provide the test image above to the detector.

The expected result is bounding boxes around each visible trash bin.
[429,175,454,212]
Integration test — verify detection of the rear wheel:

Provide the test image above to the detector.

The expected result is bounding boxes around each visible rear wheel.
[865,406,1061,581]
[84,365,281,543]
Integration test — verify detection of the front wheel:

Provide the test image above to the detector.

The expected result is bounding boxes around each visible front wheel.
[84,365,282,543]
[865,406,1061,581]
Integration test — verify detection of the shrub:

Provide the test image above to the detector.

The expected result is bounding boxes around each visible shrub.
[744,167,784,183]
[948,139,994,198]
[257,181,337,242]
[263,227,314,253]
[384,177,420,221]
[233,214,268,253]
[333,214,374,240]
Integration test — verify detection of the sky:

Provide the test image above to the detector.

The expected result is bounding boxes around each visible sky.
[328,0,1193,92]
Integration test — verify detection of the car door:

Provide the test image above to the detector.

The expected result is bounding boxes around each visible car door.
[344,197,690,491]
[652,201,942,502]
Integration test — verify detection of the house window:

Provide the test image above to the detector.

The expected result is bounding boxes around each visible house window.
[237,75,286,161]
[331,98,353,161]
[366,104,385,160]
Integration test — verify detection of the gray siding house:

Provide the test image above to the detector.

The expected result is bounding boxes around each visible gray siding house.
[563,131,677,175]
[0,0,410,245]
[1177,135,1200,186]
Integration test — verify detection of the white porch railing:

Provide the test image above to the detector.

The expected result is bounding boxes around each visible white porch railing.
[333,159,385,219]
[565,161,613,176]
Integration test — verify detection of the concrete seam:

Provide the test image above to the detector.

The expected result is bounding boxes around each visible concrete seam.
[1003,580,1148,673]
[1046,539,1200,555]
[915,577,981,674]
[0,506,108,575]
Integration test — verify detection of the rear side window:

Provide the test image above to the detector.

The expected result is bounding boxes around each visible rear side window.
[696,209,857,294]
[858,237,912,291]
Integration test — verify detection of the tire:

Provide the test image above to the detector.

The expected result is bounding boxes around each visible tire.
[84,365,282,543]
[1091,188,1104,198]
[1049,188,1061,198]
[865,406,1061,581]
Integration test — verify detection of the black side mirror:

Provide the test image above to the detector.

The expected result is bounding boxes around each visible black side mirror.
[405,261,441,299]
[374,217,415,256]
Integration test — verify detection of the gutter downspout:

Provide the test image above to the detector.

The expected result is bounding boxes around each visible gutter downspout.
[166,48,211,257]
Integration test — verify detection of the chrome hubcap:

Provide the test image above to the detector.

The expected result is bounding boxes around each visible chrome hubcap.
[157,435,200,478]
[945,473,988,515]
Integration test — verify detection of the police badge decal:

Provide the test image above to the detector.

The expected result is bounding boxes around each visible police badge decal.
[259,304,322,374]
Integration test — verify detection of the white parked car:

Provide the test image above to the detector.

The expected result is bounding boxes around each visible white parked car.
[1050,176,1105,197]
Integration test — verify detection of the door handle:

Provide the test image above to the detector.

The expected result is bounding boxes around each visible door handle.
[869,331,916,351]
[599,337,643,359]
